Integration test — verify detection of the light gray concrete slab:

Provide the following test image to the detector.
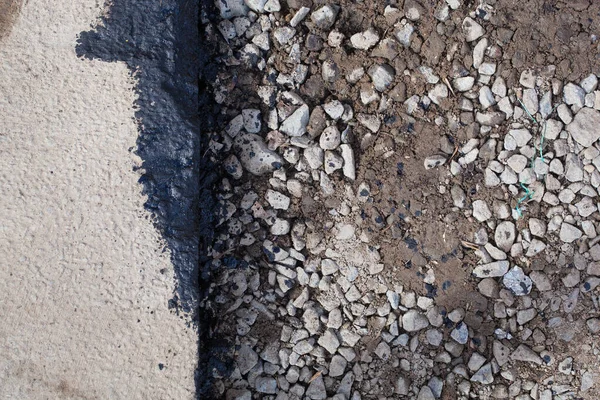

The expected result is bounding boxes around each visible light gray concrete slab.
[0,1,197,398]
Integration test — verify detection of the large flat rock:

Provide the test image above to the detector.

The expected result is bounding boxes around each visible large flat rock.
[567,108,600,148]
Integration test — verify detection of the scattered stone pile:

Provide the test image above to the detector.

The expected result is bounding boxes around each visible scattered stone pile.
[200,0,600,398]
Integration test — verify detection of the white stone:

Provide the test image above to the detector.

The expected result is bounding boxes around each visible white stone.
[479,86,495,109]
[560,222,582,243]
[310,5,340,30]
[462,17,484,42]
[234,133,283,176]
[280,104,310,137]
[290,7,310,27]
[564,82,586,107]
[368,64,395,92]
[350,28,380,50]
[567,108,600,148]
[472,200,492,222]
[472,38,487,69]
[454,76,475,92]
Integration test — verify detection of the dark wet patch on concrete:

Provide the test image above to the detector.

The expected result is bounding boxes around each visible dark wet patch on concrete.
[0,0,22,40]
[76,0,224,397]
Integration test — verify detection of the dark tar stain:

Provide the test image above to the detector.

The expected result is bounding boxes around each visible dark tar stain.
[76,0,225,397]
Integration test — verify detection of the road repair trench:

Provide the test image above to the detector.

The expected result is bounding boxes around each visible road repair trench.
[82,0,600,398]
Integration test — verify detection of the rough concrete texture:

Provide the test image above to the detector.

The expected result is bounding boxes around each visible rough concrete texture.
[0,1,197,398]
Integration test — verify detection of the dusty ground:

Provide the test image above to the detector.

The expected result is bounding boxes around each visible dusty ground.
[202,0,600,398]
[0,0,197,399]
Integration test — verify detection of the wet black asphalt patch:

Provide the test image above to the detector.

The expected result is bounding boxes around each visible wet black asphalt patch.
[76,0,224,397]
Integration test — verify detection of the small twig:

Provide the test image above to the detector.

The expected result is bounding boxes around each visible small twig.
[308,371,322,383]
[461,240,479,250]
[443,76,456,97]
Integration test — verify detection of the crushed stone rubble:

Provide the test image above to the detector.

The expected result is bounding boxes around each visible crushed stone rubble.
[202,0,600,398]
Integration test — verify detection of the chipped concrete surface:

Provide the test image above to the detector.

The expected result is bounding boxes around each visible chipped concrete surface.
[0,1,197,398]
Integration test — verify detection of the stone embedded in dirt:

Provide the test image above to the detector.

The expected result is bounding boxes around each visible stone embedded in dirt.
[375,341,391,360]
[566,107,600,148]
[234,133,283,176]
[318,329,340,354]
[265,189,290,210]
[417,386,435,400]
[470,363,494,385]
[581,74,599,93]
[428,83,449,105]
[530,271,552,291]
[323,100,344,120]
[563,82,586,108]
[453,76,475,92]
[522,88,538,115]
[402,310,429,331]
[264,0,280,12]
[559,222,582,243]
[321,258,339,275]
[511,344,543,365]
[472,199,492,222]
[519,69,536,88]
[507,154,527,173]
[324,151,343,174]
[517,308,537,325]
[492,77,507,97]
[305,374,327,399]
[241,109,261,133]
[319,126,341,150]
[237,344,258,375]
[340,144,356,180]
[468,352,486,372]
[493,341,510,366]
[218,0,249,19]
[255,376,277,394]
[368,64,395,92]
[322,59,340,82]
[462,17,484,42]
[473,261,509,278]
[224,154,243,179]
[310,5,340,30]
[540,91,552,118]
[587,318,600,333]
[472,37,487,69]
[394,20,414,46]
[495,221,516,252]
[396,375,410,395]
[357,113,381,133]
[451,185,466,208]
[479,62,496,76]
[557,103,573,124]
[526,239,546,257]
[424,155,447,169]
[304,145,324,169]
[428,377,443,399]
[476,111,506,126]
[503,266,532,296]
[451,322,469,344]
[270,218,290,235]
[290,6,310,27]
[280,104,310,137]
[329,354,347,377]
[479,86,495,109]
[350,28,380,50]
[327,30,345,47]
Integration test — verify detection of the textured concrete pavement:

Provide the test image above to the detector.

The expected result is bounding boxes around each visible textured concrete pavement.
[0,1,197,398]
